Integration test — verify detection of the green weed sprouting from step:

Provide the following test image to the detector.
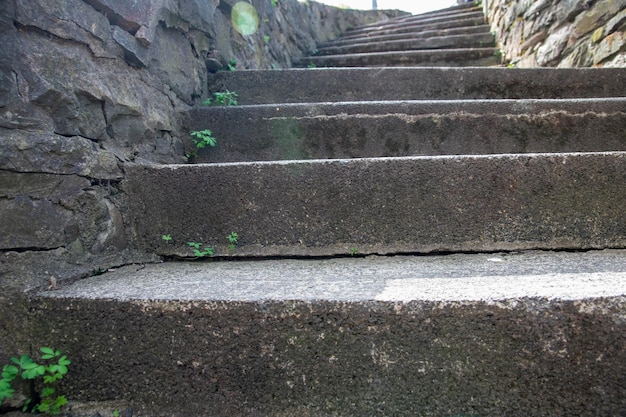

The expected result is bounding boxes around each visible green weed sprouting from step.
[263,35,270,43]
[350,247,358,256]
[0,347,71,415]
[227,232,239,250]
[202,90,238,106]
[187,242,215,257]
[162,234,173,243]
[271,0,278,7]
[187,129,217,159]
[228,59,237,71]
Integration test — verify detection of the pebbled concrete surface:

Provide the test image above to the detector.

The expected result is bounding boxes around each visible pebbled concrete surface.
[44,250,626,302]
[124,152,626,258]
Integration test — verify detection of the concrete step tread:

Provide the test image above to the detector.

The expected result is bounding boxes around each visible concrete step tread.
[353,4,481,30]
[337,17,488,40]
[315,32,496,55]
[346,10,485,35]
[41,250,626,302]
[299,47,500,67]
[191,97,626,116]
[207,68,626,104]
[319,25,493,48]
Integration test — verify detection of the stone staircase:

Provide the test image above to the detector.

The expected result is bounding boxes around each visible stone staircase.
[298,2,499,67]
[29,5,626,417]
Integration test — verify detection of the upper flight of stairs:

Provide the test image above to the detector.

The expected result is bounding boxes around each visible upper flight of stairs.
[28,4,626,417]
[298,2,499,67]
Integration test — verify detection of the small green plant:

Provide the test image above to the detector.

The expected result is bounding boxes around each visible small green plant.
[263,35,270,43]
[271,0,278,7]
[307,63,317,69]
[162,234,173,243]
[113,411,120,417]
[187,129,217,159]
[187,242,214,257]
[228,59,237,71]
[226,232,239,250]
[213,90,238,106]
[0,347,71,415]
[350,247,358,256]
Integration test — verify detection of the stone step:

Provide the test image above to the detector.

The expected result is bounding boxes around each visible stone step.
[318,25,492,48]
[344,10,485,37]
[124,152,626,258]
[31,250,626,416]
[351,3,481,30]
[315,32,495,56]
[182,98,626,163]
[298,47,500,67]
[336,16,487,40]
[207,68,626,104]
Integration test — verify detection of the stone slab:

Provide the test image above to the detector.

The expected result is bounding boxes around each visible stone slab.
[207,68,626,104]
[31,251,626,417]
[182,98,626,162]
[124,152,626,258]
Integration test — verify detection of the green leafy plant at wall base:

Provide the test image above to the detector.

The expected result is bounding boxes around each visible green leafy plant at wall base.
[187,129,217,159]
[0,347,71,415]
[187,242,214,257]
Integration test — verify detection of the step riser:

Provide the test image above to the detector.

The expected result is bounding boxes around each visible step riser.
[316,33,495,56]
[183,103,626,162]
[319,25,492,48]
[30,294,626,417]
[208,68,626,104]
[300,48,500,68]
[125,153,626,258]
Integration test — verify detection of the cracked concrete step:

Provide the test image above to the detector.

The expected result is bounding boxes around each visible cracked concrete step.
[298,47,499,67]
[318,25,492,48]
[207,68,626,104]
[182,98,626,163]
[315,32,495,56]
[32,250,626,416]
[124,152,626,258]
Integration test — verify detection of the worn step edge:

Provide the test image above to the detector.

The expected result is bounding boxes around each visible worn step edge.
[182,99,626,162]
[315,32,495,56]
[319,25,492,48]
[207,68,626,104]
[124,152,626,258]
[30,251,626,417]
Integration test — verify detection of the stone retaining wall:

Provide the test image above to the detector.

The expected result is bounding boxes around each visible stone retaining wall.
[486,0,626,67]
[0,0,403,361]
